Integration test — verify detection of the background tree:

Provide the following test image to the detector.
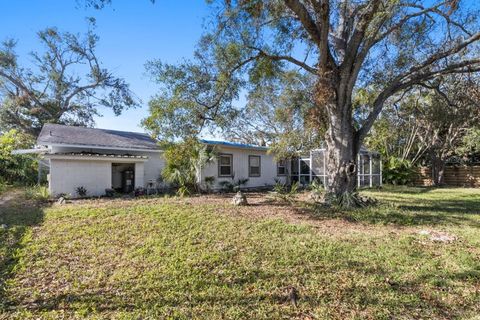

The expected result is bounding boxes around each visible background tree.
[0,25,137,136]
[366,73,480,185]
[224,71,326,158]
[364,92,428,185]
[459,127,480,160]
[413,75,480,185]
[139,0,480,203]
[0,129,37,185]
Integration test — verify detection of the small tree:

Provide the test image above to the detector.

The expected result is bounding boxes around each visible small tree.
[459,127,480,159]
[161,139,217,195]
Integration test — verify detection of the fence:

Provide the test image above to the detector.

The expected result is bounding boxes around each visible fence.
[415,165,480,187]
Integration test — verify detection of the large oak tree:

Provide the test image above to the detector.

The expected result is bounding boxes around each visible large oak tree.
[93,0,480,200]
[0,25,137,136]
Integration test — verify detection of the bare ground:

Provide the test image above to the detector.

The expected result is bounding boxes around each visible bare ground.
[63,192,417,240]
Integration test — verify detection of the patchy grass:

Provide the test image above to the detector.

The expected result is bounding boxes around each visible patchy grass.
[23,185,50,202]
[0,187,479,319]
[0,183,8,196]
[0,190,44,313]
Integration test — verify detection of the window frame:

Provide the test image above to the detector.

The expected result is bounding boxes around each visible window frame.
[248,155,261,177]
[277,159,287,176]
[218,153,233,177]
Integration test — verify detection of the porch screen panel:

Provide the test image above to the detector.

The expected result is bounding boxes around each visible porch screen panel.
[291,158,299,182]
[311,150,326,186]
[371,154,382,186]
[358,154,370,187]
[299,158,311,184]
[357,153,382,187]
[311,150,325,175]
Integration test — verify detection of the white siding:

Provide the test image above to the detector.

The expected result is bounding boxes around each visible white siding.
[141,151,164,185]
[200,147,286,190]
[49,146,164,188]
[47,144,283,195]
[135,162,145,188]
[49,159,111,197]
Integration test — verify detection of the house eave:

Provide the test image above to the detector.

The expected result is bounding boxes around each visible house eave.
[40,142,162,153]
[44,153,149,162]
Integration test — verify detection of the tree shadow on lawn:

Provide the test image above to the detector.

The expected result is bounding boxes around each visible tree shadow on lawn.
[17,258,478,318]
[0,192,45,311]
[12,267,288,315]
[369,185,435,195]
[297,196,480,228]
[341,258,480,318]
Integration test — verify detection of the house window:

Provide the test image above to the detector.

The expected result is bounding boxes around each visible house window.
[218,154,233,177]
[249,155,261,177]
[277,159,286,176]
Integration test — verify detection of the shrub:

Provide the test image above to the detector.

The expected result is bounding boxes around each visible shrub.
[204,176,215,192]
[24,185,50,201]
[76,186,88,197]
[268,181,299,203]
[0,129,37,185]
[309,179,325,203]
[383,157,415,185]
[219,180,234,192]
[0,182,6,195]
[234,178,249,191]
[324,191,377,209]
[162,139,217,196]
[219,178,249,192]
[176,185,190,197]
[105,188,115,197]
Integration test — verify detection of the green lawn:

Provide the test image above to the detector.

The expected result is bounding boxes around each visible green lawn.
[0,187,479,319]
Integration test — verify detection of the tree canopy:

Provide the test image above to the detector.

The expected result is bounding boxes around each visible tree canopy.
[141,0,480,198]
[0,25,138,136]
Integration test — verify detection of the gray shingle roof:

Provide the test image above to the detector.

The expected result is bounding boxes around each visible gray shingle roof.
[200,139,269,151]
[37,124,159,150]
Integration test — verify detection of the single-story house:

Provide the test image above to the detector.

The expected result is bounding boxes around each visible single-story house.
[15,124,381,197]
[198,140,288,190]
[33,124,164,197]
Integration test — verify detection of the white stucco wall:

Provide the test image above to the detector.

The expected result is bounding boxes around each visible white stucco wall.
[49,146,164,188]
[134,162,145,188]
[47,144,283,195]
[140,151,164,185]
[49,159,111,197]
[200,146,286,190]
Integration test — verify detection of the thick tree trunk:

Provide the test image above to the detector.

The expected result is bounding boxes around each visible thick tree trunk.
[314,66,360,200]
[431,153,446,186]
[325,111,359,198]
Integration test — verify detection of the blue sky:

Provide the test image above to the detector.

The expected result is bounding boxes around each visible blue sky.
[0,0,210,133]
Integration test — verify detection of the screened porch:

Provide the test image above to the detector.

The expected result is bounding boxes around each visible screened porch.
[290,149,382,188]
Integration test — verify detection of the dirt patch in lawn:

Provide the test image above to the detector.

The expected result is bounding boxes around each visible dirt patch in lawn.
[0,190,21,208]
[66,192,413,239]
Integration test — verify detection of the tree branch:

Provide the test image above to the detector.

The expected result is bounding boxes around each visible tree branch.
[248,46,318,74]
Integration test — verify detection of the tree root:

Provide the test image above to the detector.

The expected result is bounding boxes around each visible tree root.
[325,191,377,209]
